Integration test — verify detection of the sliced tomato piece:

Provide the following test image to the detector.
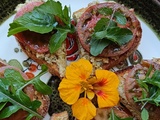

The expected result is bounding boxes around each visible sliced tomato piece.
[76,2,141,57]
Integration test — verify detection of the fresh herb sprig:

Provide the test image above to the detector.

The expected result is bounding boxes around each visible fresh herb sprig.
[0,65,52,119]
[109,108,133,120]
[90,8,133,56]
[134,67,160,107]
[133,65,160,120]
[8,0,75,54]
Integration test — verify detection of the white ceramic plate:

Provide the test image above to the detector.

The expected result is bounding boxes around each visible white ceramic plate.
[0,0,159,119]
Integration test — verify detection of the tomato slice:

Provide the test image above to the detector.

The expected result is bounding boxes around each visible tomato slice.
[76,2,141,57]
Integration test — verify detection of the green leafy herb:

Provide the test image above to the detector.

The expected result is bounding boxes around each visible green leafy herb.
[114,11,127,25]
[8,0,74,53]
[133,65,160,120]
[98,7,113,16]
[0,65,52,119]
[135,69,160,106]
[109,109,133,120]
[141,108,149,120]
[90,7,133,56]
[8,59,23,71]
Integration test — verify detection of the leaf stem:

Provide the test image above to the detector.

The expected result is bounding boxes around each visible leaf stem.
[18,70,47,91]
[140,92,157,110]
[0,92,42,119]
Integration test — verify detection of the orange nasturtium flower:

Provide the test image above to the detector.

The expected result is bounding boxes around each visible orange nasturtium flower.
[58,58,120,120]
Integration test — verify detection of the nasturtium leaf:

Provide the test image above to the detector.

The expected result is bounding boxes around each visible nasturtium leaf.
[49,30,68,53]
[98,7,113,16]
[114,11,127,25]
[141,108,149,120]
[0,105,20,119]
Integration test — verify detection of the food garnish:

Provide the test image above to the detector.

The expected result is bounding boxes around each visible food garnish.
[0,65,52,119]
[58,58,119,120]
[132,65,160,119]
[90,7,133,56]
[8,0,75,54]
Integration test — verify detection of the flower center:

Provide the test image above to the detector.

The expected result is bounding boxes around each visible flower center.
[81,81,93,91]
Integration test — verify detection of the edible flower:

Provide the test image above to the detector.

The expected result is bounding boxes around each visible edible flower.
[58,58,119,120]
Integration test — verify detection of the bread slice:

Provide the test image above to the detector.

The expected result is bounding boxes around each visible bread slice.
[50,111,69,120]
[0,59,50,120]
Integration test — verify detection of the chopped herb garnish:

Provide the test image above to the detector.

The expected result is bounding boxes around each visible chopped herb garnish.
[8,0,75,54]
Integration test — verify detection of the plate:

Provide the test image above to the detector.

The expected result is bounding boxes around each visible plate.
[0,0,159,119]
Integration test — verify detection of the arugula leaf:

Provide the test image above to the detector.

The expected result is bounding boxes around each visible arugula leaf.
[49,30,68,53]
[0,102,6,111]
[141,108,149,120]
[0,65,52,119]
[0,105,20,119]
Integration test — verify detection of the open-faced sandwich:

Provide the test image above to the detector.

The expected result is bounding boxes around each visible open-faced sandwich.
[8,0,75,78]
[0,59,51,120]
[73,1,142,71]
[116,58,160,120]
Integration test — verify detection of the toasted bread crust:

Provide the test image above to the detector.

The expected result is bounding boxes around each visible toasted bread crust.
[19,42,60,77]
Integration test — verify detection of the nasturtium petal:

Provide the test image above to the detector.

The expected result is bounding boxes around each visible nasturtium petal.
[65,59,92,81]
[95,70,119,89]
[58,78,81,105]
[96,90,119,108]
[86,90,95,100]
[72,98,96,120]
[93,70,120,108]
